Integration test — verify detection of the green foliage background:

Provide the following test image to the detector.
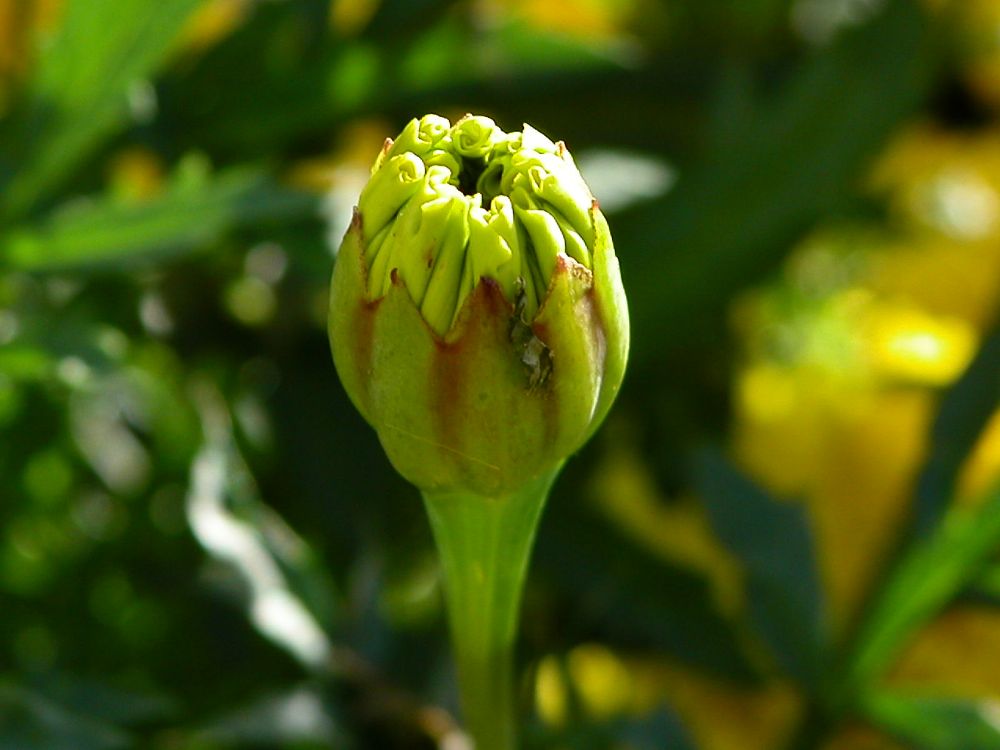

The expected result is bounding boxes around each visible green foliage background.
[1,0,999,748]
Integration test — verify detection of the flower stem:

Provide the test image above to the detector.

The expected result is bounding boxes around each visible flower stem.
[422,467,561,750]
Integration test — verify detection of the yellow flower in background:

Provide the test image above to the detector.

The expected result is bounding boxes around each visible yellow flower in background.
[868,236,1000,330]
[484,0,635,40]
[107,147,166,203]
[329,0,380,37]
[176,0,249,56]
[733,354,935,633]
[633,660,800,750]
[889,606,1000,698]
[0,0,63,114]
[729,127,1000,629]
[579,115,1000,740]
[287,119,392,194]
[868,126,1000,326]
[534,646,801,750]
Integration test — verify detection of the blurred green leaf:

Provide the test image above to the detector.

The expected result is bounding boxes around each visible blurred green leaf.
[864,691,1000,750]
[0,167,317,272]
[0,0,205,223]
[0,345,53,381]
[847,479,1000,693]
[621,0,937,367]
[910,323,1000,540]
[695,448,827,688]
[0,682,130,750]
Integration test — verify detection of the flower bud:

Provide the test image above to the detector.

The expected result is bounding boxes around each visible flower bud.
[329,114,629,497]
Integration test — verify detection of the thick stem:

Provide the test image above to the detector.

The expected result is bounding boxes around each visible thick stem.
[422,468,561,750]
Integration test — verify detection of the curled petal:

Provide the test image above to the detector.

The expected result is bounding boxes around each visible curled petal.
[358,152,426,240]
[386,114,453,161]
[419,196,471,334]
[452,115,501,159]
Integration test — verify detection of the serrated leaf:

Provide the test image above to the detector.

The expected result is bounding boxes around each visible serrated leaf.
[695,448,827,688]
[864,691,1000,750]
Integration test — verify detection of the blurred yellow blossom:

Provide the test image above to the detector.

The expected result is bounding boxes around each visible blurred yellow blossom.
[535,654,569,727]
[107,146,166,203]
[889,606,1000,698]
[482,0,635,40]
[0,0,63,113]
[177,0,249,56]
[639,660,800,750]
[868,126,1000,325]
[287,119,391,193]
[868,238,1000,329]
[535,647,801,750]
[330,0,380,37]
[865,304,977,386]
[729,226,990,631]
[872,126,1000,237]
[567,644,635,720]
[733,356,933,632]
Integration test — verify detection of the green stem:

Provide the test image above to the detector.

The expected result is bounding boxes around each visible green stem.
[422,467,561,750]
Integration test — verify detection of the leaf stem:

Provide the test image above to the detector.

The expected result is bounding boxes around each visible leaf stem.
[422,467,561,750]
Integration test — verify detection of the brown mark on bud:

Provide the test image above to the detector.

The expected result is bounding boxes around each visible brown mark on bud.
[509,279,553,390]
[347,212,380,414]
[428,278,511,485]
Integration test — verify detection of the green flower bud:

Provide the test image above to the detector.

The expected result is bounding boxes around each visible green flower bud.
[329,114,629,497]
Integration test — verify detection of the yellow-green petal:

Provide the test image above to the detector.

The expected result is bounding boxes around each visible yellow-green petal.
[357,152,426,240]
